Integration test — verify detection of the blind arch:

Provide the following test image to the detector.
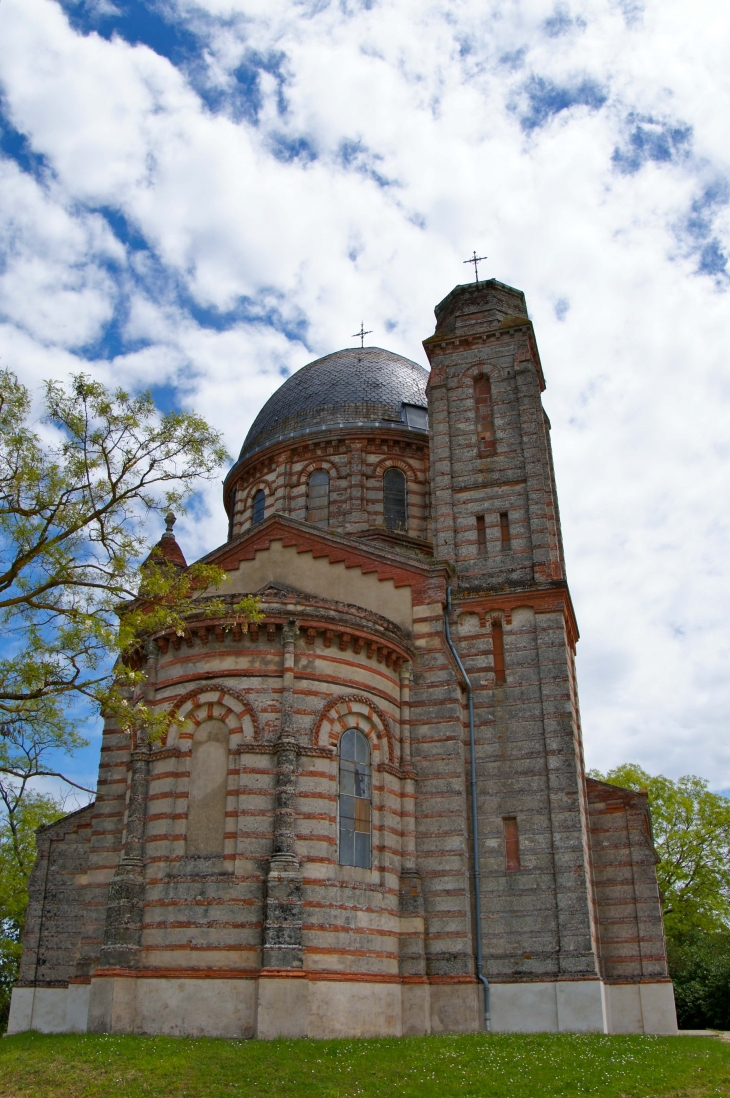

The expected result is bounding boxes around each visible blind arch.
[186,719,228,857]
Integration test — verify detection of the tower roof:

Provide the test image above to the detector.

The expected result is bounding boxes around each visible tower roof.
[147,512,187,569]
[238,347,429,461]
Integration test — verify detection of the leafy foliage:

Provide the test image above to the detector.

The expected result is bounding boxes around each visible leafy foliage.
[668,932,730,1030]
[0,790,66,1032]
[0,368,260,750]
[0,368,262,1024]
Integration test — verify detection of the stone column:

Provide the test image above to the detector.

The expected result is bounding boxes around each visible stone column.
[280,449,293,515]
[398,663,425,960]
[262,620,303,969]
[397,662,429,1032]
[348,440,368,530]
[423,362,457,563]
[98,641,157,970]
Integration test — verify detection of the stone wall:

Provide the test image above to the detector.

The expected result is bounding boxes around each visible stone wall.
[423,280,599,990]
[229,432,430,545]
[586,777,670,983]
[96,587,419,987]
[17,805,94,989]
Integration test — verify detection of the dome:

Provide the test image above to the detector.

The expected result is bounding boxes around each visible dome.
[238,347,429,461]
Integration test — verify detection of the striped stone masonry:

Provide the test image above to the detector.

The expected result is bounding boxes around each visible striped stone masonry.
[8,279,676,1040]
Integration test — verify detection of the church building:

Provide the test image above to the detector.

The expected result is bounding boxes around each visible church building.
[8,278,677,1039]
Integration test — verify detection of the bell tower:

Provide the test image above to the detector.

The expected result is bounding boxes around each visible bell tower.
[423,279,603,1019]
[424,279,565,587]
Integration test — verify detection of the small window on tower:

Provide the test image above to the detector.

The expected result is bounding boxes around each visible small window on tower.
[492,619,506,683]
[228,486,237,540]
[307,469,330,526]
[339,728,371,869]
[476,515,487,554]
[499,512,511,552]
[503,816,521,872]
[474,375,496,456]
[383,467,407,531]
[252,489,265,526]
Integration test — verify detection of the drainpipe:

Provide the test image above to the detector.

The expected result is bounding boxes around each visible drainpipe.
[444,586,491,1032]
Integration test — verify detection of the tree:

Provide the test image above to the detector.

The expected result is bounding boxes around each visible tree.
[589,763,730,939]
[0,788,66,1031]
[666,931,730,1030]
[0,368,262,1028]
[0,368,260,771]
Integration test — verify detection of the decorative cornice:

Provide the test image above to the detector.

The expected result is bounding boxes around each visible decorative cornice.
[198,513,446,601]
[423,321,545,392]
[223,422,428,506]
[454,582,579,647]
[151,594,414,667]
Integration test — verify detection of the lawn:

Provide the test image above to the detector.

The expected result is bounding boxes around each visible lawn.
[1,1031,729,1098]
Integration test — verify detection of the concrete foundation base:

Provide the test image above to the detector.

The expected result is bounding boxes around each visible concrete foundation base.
[488,980,677,1035]
[490,980,605,1033]
[6,984,90,1035]
[602,981,678,1035]
[7,977,677,1038]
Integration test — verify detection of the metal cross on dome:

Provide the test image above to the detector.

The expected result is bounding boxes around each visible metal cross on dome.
[464,250,488,283]
[352,322,373,348]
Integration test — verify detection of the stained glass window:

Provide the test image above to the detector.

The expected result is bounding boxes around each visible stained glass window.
[339,728,371,869]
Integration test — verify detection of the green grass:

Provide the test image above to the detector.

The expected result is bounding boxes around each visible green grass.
[1,1032,729,1098]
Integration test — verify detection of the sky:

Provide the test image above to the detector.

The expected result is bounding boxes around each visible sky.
[0,0,729,797]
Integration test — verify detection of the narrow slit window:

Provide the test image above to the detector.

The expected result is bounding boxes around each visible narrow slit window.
[252,489,265,526]
[307,469,330,526]
[228,485,237,540]
[383,467,407,532]
[499,511,511,552]
[474,375,496,456]
[503,816,520,872]
[476,515,487,554]
[339,728,371,869]
[492,620,506,683]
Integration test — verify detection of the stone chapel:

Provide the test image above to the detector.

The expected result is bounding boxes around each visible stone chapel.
[8,278,677,1039]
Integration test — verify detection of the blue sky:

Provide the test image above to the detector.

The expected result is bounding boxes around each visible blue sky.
[0,0,729,796]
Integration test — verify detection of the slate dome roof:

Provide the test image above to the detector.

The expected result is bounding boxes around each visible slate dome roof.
[238,347,429,461]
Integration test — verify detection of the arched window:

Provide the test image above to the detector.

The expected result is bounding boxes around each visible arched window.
[186,720,228,857]
[251,488,265,525]
[474,375,496,456]
[383,467,407,532]
[307,469,330,526]
[338,728,371,869]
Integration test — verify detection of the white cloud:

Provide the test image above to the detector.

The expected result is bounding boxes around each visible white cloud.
[0,0,729,786]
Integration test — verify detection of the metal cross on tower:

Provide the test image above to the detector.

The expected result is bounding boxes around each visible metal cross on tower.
[463,251,488,284]
[352,322,373,348]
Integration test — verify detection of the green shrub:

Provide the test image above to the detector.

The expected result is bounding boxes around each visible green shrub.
[669,932,730,1030]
